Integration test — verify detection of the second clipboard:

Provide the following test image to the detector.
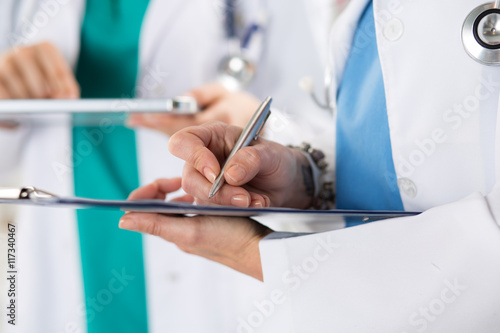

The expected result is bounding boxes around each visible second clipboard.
[0,96,199,115]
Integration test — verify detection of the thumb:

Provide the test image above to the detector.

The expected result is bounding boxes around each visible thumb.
[119,212,167,237]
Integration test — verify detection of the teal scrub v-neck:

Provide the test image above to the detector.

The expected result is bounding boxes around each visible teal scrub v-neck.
[73,0,149,332]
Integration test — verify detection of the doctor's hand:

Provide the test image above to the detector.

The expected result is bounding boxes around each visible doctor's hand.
[0,120,20,130]
[119,177,273,281]
[127,82,260,136]
[0,42,80,99]
[168,121,315,209]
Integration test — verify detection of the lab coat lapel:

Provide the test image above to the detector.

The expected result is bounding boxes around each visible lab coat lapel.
[376,0,500,211]
[486,92,500,223]
[328,0,370,98]
[139,0,190,72]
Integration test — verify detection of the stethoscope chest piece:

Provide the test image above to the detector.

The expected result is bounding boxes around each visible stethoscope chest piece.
[218,54,257,91]
[463,2,500,65]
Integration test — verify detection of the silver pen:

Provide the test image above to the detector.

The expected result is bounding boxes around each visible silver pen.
[208,96,272,199]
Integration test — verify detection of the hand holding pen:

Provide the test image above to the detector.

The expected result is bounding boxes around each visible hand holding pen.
[209,96,272,198]
[168,97,316,209]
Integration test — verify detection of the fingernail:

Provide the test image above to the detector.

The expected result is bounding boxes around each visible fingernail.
[204,167,217,183]
[263,196,271,207]
[226,165,246,183]
[231,194,250,207]
[251,200,263,208]
[119,217,137,230]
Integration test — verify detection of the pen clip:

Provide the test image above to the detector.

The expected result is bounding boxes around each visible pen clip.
[253,110,271,140]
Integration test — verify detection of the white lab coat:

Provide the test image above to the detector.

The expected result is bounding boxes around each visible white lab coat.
[0,0,334,332]
[259,0,500,332]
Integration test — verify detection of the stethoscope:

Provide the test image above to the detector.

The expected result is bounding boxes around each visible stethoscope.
[303,1,500,112]
[462,1,500,65]
[217,0,267,91]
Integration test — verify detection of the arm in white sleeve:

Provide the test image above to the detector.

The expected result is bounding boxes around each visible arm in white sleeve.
[0,0,84,185]
[258,191,500,332]
[0,0,84,66]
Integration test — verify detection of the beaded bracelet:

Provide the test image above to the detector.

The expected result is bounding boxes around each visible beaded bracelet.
[288,142,335,210]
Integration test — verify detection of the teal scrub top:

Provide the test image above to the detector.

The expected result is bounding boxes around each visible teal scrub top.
[73,0,150,332]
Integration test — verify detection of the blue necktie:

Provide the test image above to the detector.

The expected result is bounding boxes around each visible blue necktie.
[336,1,404,227]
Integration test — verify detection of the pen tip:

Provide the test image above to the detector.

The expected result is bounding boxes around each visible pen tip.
[208,192,214,199]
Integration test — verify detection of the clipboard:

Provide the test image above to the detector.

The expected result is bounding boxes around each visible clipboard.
[0,96,199,115]
[0,187,420,223]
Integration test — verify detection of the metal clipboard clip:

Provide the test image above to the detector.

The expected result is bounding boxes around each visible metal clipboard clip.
[0,187,58,202]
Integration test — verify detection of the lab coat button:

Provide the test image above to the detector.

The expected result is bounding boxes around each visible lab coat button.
[154,84,165,95]
[166,272,180,283]
[397,178,417,198]
[383,18,404,42]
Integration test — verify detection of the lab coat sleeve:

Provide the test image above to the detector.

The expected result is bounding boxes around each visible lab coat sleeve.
[258,191,500,332]
[0,0,84,186]
[0,0,26,180]
[0,1,14,53]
